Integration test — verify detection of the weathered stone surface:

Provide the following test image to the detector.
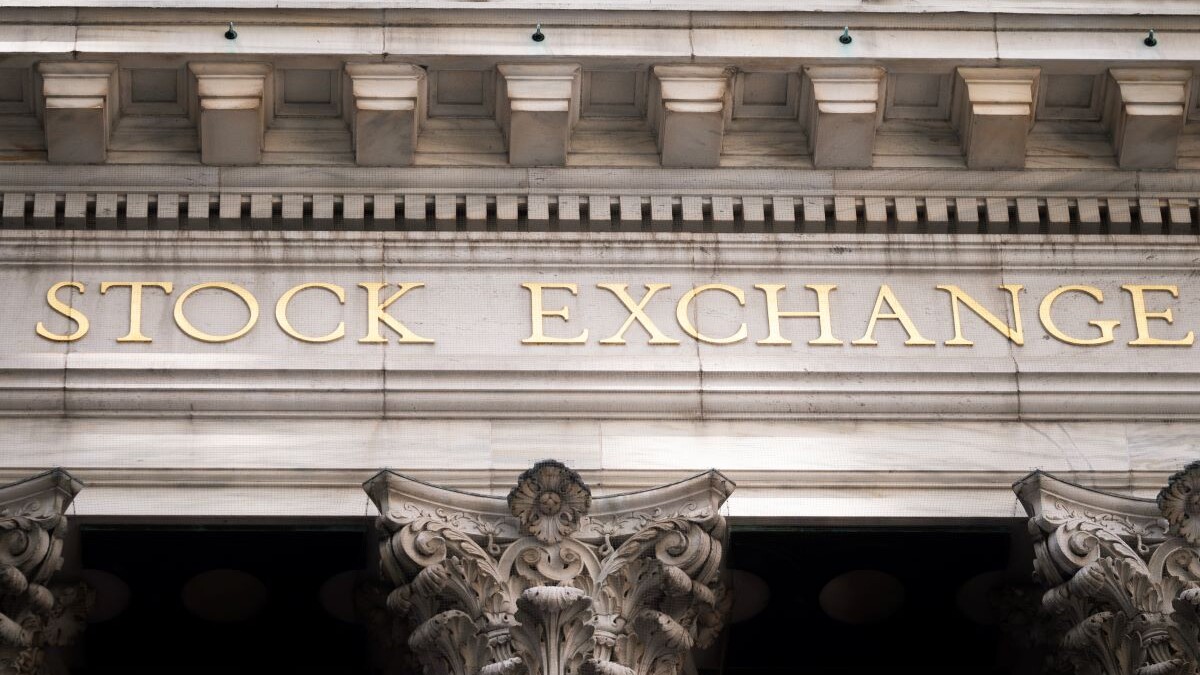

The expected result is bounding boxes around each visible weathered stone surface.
[650,66,733,168]
[189,63,270,166]
[1105,68,1191,169]
[951,67,1039,169]
[345,63,425,167]
[803,66,884,169]
[38,62,118,165]
[497,64,581,167]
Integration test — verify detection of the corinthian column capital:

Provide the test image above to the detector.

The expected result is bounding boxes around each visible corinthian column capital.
[1015,462,1200,675]
[0,469,85,675]
[364,460,734,675]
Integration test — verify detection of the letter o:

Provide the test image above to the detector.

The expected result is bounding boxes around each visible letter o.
[174,282,260,343]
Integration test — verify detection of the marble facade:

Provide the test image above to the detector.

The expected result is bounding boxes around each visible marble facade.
[0,0,1199,672]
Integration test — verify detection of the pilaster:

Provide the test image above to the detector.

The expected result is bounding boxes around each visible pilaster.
[496,65,581,167]
[1014,462,1200,674]
[1105,68,1191,170]
[650,66,734,168]
[365,460,733,675]
[803,66,884,169]
[345,64,425,167]
[38,63,118,165]
[0,469,86,675]
[189,63,271,166]
[951,67,1040,169]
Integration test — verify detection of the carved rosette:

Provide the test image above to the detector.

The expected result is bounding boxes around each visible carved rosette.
[1015,465,1200,675]
[364,461,733,675]
[0,470,85,675]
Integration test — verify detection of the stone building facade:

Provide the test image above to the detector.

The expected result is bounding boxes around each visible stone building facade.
[0,1,1198,673]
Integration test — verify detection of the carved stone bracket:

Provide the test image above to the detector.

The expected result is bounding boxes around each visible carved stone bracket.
[0,469,85,675]
[364,460,734,675]
[1015,462,1200,675]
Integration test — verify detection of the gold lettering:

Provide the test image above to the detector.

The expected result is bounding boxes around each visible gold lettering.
[755,284,842,346]
[100,281,173,343]
[1038,285,1119,346]
[937,284,1025,347]
[1122,284,1194,347]
[276,283,346,343]
[173,282,260,343]
[358,282,434,344]
[676,284,748,345]
[853,284,935,346]
[521,282,588,344]
[597,283,680,345]
[36,281,89,342]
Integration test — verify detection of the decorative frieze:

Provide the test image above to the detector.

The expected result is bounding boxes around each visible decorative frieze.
[365,460,733,675]
[188,63,270,166]
[951,67,1040,169]
[345,64,425,167]
[1105,68,1192,170]
[1015,462,1200,675]
[803,66,885,169]
[497,65,581,167]
[649,66,734,168]
[0,469,86,675]
[38,63,118,165]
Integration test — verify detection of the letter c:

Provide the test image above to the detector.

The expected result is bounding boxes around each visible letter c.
[275,283,345,343]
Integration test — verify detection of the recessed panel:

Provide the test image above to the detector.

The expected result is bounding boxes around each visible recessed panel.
[275,68,340,117]
[582,70,645,118]
[734,71,798,119]
[0,68,32,114]
[886,73,951,120]
[743,72,789,106]
[121,66,187,116]
[284,69,333,104]
[131,69,179,103]
[1038,74,1103,121]
[430,69,494,117]
[0,69,27,103]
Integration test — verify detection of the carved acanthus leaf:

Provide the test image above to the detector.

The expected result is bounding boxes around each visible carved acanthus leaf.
[1159,462,1200,546]
[365,461,733,675]
[0,470,85,675]
[1016,469,1200,675]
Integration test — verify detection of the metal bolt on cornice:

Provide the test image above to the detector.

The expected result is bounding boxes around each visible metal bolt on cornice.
[839,27,853,44]
[1144,29,1157,47]
[532,23,545,43]
[224,22,238,40]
